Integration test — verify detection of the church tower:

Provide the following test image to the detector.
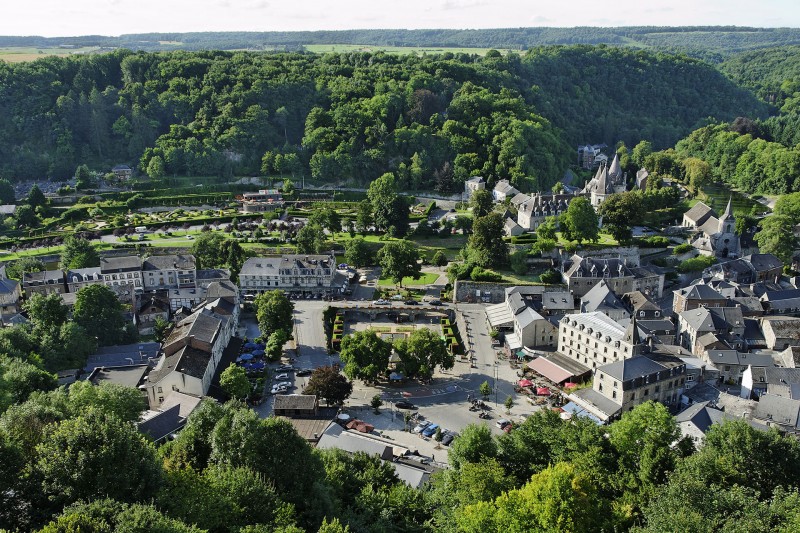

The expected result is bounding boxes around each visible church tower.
[718,196,735,235]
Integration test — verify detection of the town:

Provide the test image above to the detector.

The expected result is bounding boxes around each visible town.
[4,27,800,531]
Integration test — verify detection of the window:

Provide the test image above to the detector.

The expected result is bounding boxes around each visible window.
[158,396,164,403]
[687,375,694,382]
[644,389,649,396]
[612,391,617,399]
[599,383,603,391]
[157,387,162,393]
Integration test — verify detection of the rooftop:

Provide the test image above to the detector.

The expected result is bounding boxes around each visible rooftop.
[100,255,141,273]
[87,364,149,388]
[142,254,196,271]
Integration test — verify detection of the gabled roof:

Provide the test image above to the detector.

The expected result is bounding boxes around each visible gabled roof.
[0,278,19,295]
[138,404,182,441]
[744,254,783,273]
[510,192,531,206]
[754,394,800,429]
[761,316,800,338]
[100,255,141,273]
[597,353,682,382]
[142,254,196,271]
[580,280,627,314]
[684,201,717,225]
[494,179,518,195]
[622,290,660,312]
[675,283,726,301]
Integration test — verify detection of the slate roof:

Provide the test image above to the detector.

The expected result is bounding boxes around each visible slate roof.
[637,319,675,335]
[65,267,102,283]
[149,344,212,384]
[100,255,141,273]
[510,192,532,207]
[675,284,726,301]
[0,278,19,297]
[580,279,628,315]
[565,256,633,279]
[138,404,182,442]
[754,394,800,429]
[684,202,717,226]
[598,353,683,382]
[622,291,660,312]
[87,365,149,388]
[164,310,222,350]
[142,254,196,271]
[494,179,518,196]
[675,401,731,433]
[745,253,783,273]
[761,317,800,338]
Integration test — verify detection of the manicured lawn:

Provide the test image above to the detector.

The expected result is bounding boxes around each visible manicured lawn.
[378,272,439,286]
[555,232,619,247]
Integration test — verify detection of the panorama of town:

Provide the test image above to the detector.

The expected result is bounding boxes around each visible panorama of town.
[5,147,798,486]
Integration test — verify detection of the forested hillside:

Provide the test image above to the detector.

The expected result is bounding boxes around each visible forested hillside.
[3,26,800,56]
[721,45,800,110]
[521,45,768,148]
[0,47,766,191]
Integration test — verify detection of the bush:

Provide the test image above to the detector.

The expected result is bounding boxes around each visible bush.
[676,255,717,273]
[424,201,437,216]
[470,267,504,282]
[673,243,695,255]
[540,269,563,284]
[641,236,670,248]
[77,196,96,205]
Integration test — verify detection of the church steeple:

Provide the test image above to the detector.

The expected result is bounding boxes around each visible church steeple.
[718,196,734,234]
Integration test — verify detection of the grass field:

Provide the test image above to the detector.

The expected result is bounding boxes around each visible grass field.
[378,272,439,286]
[304,44,519,56]
[0,46,100,63]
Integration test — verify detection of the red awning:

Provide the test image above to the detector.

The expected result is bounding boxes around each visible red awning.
[564,382,579,389]
[527,357,575,384]
[518,379,534,388]
[536,387,551,396]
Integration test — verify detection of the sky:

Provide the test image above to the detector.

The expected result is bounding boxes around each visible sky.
[3,0,799,37]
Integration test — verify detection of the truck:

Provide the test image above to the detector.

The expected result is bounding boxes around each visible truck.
[134,226,147,234]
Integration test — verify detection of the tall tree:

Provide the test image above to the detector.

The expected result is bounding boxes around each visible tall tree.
[59,235,100,269]
[295,224,326,254]
[597,191,641,244]
[254,290,294,337]
[303,366,354,406]
[755,215,796,264]
[393,328,454,378]
[470,189,494,218]
[73,284,125,346]
[467,212,508,268]
[367,173,409,235]
[561,197,599,244]
[344,237,374,268]
[26,184,46,209]
[448,423,497,470]
[0,179,15,204]
[339,329,391,383]
[220,364,251,400]
[377,239,421,287]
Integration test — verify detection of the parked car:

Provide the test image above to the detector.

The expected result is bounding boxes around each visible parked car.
[270,384,289,394]
[277,365,294,372]
[394,400,415,409]
[496,419,511,430]
[373,299,391,305]
[274,373,289,380]
[422,423,439,437]
[404,300,418,305]
[296,368,313,377]
[413,421,431,433]
[429,299,442,306]
[441,432,457,446]
[391,294,404,300]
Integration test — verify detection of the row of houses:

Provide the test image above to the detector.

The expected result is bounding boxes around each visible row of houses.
[239,253,349,298]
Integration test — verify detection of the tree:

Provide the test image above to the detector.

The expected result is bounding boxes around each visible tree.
[0,178,15,204]
[65,380,147,423]
[53,322,97,370]
[35,411,162,512]
[479,381,491,400]
[24,292,69,337]
[393,328,454,378]
[371,394,383,413]
[304,366,353,406]
[154,316,170,342]
[220,364,251,400]
[510,249,529,275]
[0,356,57,410]
[14,204,38,228]
[265,329,289,362]
[597,191,641,244]
[26,184,46,209]
[367,173,409,235]
[470,189,494,218]
[191,232,227,269]
[755,215,796,265]
[561,197,599,244]
[356,200,373,234]
[683,157,711,194]
[467,212,508,268]
[377,239,421,287]
[282,178,296,199]
[536,215,559,240]
[296,224,326,254]
[448,423,497,470]
[73,284,125,346]
[146,155,165,179]
[310,206,342,236]
[254,290,294,337]
[339,329,392,383]
[432,250,448,267]
[504,395,514,412]
[631,140,653,168]
[40,499,204,533]
[59,235,100,269]
[344,237,374,268]
[5,256,44,280]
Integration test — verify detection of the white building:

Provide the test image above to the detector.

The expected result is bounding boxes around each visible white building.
[100,256,143,291]
[557,311,640,371]
[239,254,345,297]
[142,254,197,290]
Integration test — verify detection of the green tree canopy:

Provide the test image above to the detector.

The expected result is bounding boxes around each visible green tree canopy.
[344,237,374,268]
[561,197,599,244]
[73,284,125,346]
[377,239,421,287]
[220,364,251,400]
[339,329,392,383]
[470,189,494,218]
[393,328,454,378]
[254,290,294,337]
[449,423,497,470]
[59,235,100,270]
[296,224,327,254]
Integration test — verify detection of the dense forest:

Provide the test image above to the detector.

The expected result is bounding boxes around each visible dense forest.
[3,26,800,57]
[0,46,765,192]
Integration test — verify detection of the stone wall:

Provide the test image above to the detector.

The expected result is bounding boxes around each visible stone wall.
[454,280,540,303]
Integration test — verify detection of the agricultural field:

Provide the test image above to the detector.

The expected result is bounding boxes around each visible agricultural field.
[0,46,100,62]
[303,44,519,55]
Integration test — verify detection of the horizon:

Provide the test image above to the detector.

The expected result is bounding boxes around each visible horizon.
[4,0,799,38]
